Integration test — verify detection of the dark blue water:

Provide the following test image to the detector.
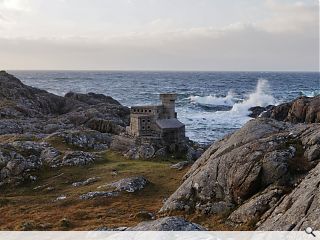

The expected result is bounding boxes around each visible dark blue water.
[9,71,320,144]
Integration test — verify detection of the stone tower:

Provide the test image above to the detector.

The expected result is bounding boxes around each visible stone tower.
[160,93,177,119]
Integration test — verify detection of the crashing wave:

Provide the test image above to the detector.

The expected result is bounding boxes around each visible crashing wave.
[231,79,276,115]
[189,79,276,116]
[189,90,236,107]
[300,90,320,97]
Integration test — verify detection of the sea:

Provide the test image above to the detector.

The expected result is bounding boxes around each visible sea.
[9,71,320,144]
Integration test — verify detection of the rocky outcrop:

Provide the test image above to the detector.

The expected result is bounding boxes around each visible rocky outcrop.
[0,141,49,185]
[72,177,100,187]
[257,163,320,231]
[248,105,274,118]
[59,151,95,167]
[262,96,320,123]
[0,71,130,134]
[99,176,149,193]
[46,130,112,151]
[160,117,320,229]
[79,191,119,200]
[127,217,206,231]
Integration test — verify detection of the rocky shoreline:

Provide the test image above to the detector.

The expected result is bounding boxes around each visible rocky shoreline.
[0,71,319,231]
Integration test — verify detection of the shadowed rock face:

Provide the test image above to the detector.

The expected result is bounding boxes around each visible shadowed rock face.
[160,116,320,229]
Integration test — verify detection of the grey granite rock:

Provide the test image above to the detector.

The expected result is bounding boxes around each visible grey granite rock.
[105,176,149,193]
[127,216,206,231]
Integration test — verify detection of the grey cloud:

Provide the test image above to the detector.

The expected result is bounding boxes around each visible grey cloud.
[0,23,318,71]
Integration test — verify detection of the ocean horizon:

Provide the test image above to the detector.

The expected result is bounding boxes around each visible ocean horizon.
[9,70,320,144]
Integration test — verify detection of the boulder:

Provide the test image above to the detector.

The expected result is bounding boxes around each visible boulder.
[104,176,149,193]
[59,151,95,167]
[79,191,118,200]
[40,147,61,165]
[127,217,206,231]
[72,177,99,187]
[138,145,155,159]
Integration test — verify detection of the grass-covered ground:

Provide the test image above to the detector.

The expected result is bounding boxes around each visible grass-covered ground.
[0,149,251,231]
[0,150,189,230]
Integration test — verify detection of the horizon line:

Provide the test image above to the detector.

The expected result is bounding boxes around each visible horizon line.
[4,69,320,73]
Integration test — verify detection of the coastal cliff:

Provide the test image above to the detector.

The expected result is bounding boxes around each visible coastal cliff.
[0,71,319,230]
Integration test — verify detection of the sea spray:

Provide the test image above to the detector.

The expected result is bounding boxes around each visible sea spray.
[189,90,236,107]
[231,79,276,115]
[183,79,277,143]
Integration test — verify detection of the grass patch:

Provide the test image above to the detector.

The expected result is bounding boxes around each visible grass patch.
[0,149,189,230]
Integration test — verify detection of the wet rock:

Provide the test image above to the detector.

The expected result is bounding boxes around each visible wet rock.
[127,217,206,231]
[79,191,118,200]
[105,176,149,193]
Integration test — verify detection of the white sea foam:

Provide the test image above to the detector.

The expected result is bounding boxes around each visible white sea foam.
[231,79,276,115]
[189,90,236,107]
[300,90,320,97]
[183,79,277,143]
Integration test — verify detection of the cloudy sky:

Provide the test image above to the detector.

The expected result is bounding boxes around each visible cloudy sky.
[0,0,318,71]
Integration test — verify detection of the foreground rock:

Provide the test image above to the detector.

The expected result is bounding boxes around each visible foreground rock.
[127,217,206,231]
[79,191,119,200]
[257,163,320,230]
[100,176,149,193]
[160,117,320,229]
[72,177,99,187]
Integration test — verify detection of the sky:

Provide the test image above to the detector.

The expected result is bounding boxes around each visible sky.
[0,0,319,71]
